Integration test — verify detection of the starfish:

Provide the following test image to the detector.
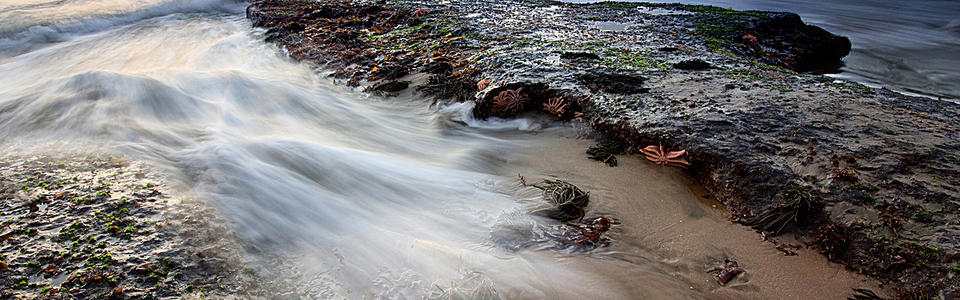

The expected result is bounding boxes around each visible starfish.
[742,34,760,48]
[477,78,491,90]
[412,9,429,18]
[542,97,568,117]
[706,259,743,286]
[492,88,528,113]
[641,144,690,168]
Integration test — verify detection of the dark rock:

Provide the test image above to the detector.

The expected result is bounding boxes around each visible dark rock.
[577,73,648,94]
[490,214,615,252]
[673,59,712,70]
[658,46,681,52]
[244,0,413,84]
[245,5,266,27]
[560,51,601,61]
[742,13,851,72]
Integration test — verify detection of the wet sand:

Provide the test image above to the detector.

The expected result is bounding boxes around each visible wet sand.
[498,126,887,299]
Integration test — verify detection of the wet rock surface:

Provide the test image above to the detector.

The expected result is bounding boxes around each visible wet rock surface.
[0,154,256,298]
[742,13,852,72]
[673,59,713,71]
[248,0,960,296]
[681,6,852,72]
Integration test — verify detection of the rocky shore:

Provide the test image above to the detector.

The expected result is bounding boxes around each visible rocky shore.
[246,0,960,297]
[0,153,255,298]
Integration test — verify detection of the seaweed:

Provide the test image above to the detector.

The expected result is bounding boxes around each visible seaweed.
[370,63,410,81]
[847,288,884,300]
[416,73,477,102]
[368,80,410,95]
[422,60,453,74]
[742,184,822,235]
[814,222,849,261]
[586,144,618,167]
[706,259,744,286]
[530,179,589,222]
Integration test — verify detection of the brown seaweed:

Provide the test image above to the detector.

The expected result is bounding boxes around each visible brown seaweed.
[530,179,589,222]
[847,288,884,300]
[742,184,822,235]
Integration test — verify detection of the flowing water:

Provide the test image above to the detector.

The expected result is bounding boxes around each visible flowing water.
[1,0,886,298]
[565,0,960,101]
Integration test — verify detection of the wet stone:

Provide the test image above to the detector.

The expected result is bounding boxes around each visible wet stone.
[0,154,253,299]
[560,51,601,61]
[673,59,713,71]
[577,73,648,95]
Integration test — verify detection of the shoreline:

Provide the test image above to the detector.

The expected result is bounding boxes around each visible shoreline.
[501,128,886,298]
[247,0,960,297]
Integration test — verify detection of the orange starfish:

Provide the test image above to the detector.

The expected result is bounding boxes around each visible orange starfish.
[477,79,491,90]
[492,88,528,113]
[542,97,568,117]
[412,9,429,18]
[641,144,690,168]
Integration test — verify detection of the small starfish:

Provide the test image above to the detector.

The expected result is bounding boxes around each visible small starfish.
[412,9,429,18]
[572,112,584,121]
[477,79,491,90]
[492,88,529,113]
[641,144,691,168]
[742,34,759,47]
[564,217,617,245]
[707,259,744,286]
[542,97,568,117]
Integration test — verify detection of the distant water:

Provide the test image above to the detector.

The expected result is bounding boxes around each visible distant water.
[563,0,960,100]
